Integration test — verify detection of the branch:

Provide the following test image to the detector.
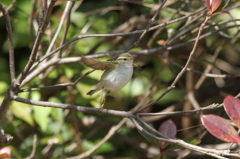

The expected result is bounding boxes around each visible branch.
[20,21,240,88]
[16,0,57,86]
[45,1,75,55]
[25,134,37,159]
[123,0,167,53]
[67,118,128,159]
[12,96,133,117]
[130,117,238,159]
[138,103,221,116]
[0,2,16,83]
[29,8,204,71]
[0,0,16,17]
[136,86,174,112]
[19,69,95,93]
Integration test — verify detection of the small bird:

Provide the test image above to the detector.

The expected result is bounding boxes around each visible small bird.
[80,53,134,96]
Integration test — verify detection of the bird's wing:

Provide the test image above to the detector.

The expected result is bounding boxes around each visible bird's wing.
[80,56,114,70]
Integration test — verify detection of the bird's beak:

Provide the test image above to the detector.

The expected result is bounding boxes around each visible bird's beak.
[131,54,137,60]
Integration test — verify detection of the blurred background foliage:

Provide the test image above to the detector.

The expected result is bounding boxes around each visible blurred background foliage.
[0,0,240,158]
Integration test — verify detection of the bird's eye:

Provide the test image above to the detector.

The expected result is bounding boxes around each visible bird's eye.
[123,58,127,61]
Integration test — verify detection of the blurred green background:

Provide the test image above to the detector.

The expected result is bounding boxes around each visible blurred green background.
[0,0,240,158]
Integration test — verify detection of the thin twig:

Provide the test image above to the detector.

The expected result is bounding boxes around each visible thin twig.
[0,3,16,83]
[135,15,211,112]
[45,1,74,55]
[195,44,226,90]
[38,0,44,28]
[12,95,133,117]
[39,1,76,80]
[29,8,204,71]
[135,86,175,112]
[42,110,69,155]
[21,22,240,88]
[59,1,75,56]
[123,0,167,53]
[130,117,234,159]
[0,0,16,17]
[171,15,214,87]
[29,0,37,47]
[16,0,57,87]
[19,69,95,93]
[168,24,240,51]
[21,25,240,88]
[67,118,128,159]
[160,53,240,78]
[0,3,16,123]
[25,134,37,159]
[138,93,240,116]
[138,103,221,116]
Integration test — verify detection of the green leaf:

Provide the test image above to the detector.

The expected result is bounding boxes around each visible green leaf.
[46,122,62,135]
[65,67,75,79]
[48,69,58,79]
[61,123,73,142]
[82,140,114,154]
[129,76,150,97]
[33,106,52,132]
[94,140,114,154]
[10,101,34,126]
[82,140,95,151]
[153,88,185,104]
[49,97,64,121]
[0,81,8,94]
[160,67,174,82]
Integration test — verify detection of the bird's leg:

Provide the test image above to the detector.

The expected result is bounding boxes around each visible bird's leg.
[100,90,110,109]
[100,88,106,109]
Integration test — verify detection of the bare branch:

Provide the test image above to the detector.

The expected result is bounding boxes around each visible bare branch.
[169,16,210,96]
[46,1,75,55]
[130,117,237,159]
[138,103,221,116]
[123,0,167,53]
[29,0,37,47]
[0,3,16,83]
[25,134,37,159]
[0,0,16,17]
[19,69,95,93]
[67,118,128,159]
[12,95,133,117]
[16,0,57,86]
[30,8,204,71]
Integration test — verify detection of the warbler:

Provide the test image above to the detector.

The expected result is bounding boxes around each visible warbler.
[81,53,134,96]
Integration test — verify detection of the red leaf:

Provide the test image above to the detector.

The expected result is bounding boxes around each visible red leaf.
[158,119,177,149]
[224,96,240,129]
[201,114,240,143]
[211,0,222,13]
[0,147,11,158]
[205,0,211,12]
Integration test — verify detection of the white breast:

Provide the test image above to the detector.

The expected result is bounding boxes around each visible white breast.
[100,62,133,91]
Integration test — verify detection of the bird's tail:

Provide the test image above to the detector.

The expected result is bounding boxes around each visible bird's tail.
[87,89,96,96]
[87,83,102,96]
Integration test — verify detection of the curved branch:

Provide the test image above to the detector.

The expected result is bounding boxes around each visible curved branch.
[12,96,133,118]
